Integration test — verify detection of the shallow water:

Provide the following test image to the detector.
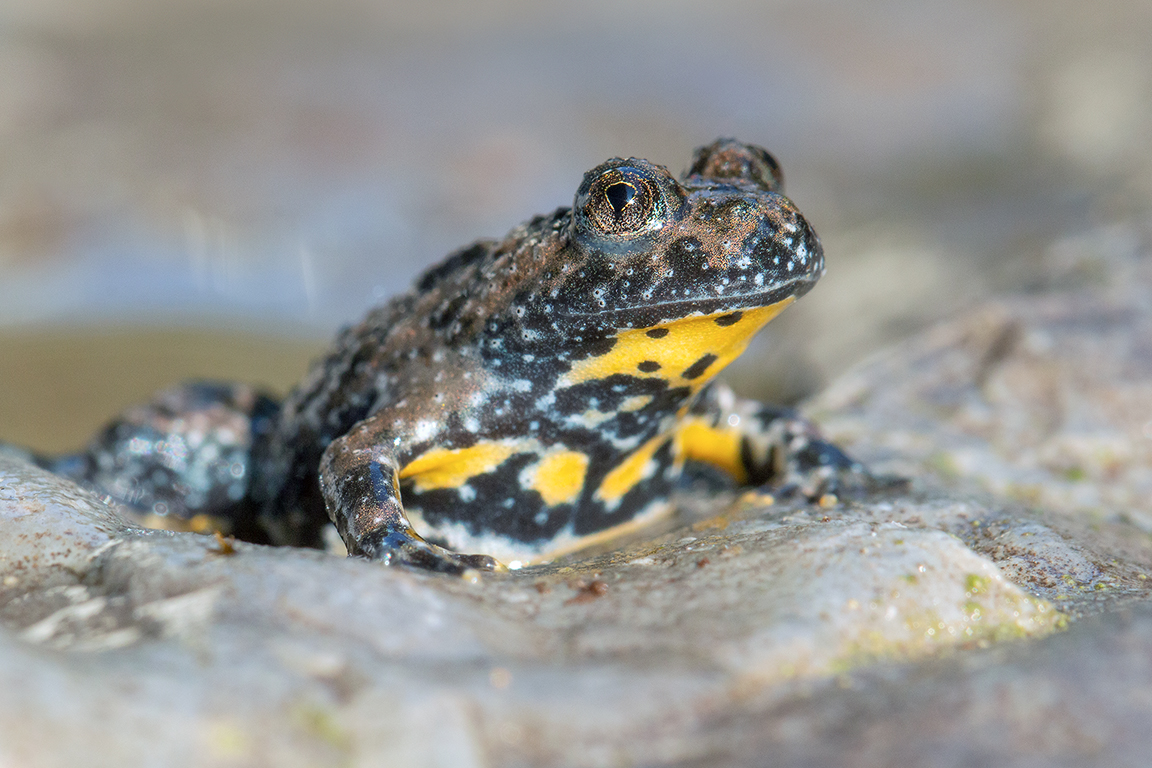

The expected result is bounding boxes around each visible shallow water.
[0,326,322,453]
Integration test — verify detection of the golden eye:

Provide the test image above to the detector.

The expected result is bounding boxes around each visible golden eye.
[584,169,658,235]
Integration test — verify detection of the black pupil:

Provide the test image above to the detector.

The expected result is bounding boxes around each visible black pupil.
[605,181,637,216]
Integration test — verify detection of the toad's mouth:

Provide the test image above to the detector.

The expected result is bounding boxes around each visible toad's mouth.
[557,273,817,322]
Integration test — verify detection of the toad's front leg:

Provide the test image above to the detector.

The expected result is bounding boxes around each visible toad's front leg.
[319,419,500,573]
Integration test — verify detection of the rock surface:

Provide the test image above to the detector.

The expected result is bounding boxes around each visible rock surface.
[813,229,1152,532]
[3,233,1152,766]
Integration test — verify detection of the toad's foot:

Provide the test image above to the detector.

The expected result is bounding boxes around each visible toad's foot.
[353,527,502,574]
[770,436,891,502]
[685,382,904,503]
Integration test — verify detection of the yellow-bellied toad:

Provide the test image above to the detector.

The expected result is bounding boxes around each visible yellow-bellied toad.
[33,139,869,572]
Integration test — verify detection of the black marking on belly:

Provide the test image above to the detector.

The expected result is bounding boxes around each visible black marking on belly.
[573,438,677,536]
[408,452,569,542]
[553,374,684,416]
[715,312,743,327]
[637,360,661,372]
[741,435,773,486]
[682,353,718,380]
[645,328,669,339]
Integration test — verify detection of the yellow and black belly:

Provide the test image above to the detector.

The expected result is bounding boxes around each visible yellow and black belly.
[394,300,793,563]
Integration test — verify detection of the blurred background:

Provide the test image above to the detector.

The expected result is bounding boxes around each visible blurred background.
[1,0,1150,452]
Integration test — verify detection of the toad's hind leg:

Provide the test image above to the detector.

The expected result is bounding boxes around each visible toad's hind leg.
[47,382,279,539]
[681,381,875,499]
[319,426,501,574]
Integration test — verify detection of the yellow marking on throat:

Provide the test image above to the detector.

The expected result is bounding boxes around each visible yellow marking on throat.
[400,442,520,492]
[559,298,795,390]
[524,448,590,506]
[595,434,669,505]
[674,418,748,484]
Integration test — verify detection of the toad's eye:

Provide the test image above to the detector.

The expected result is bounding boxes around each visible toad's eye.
[582,168,661,236]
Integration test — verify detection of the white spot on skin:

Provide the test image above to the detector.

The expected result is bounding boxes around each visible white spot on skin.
[569,409,615,429]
